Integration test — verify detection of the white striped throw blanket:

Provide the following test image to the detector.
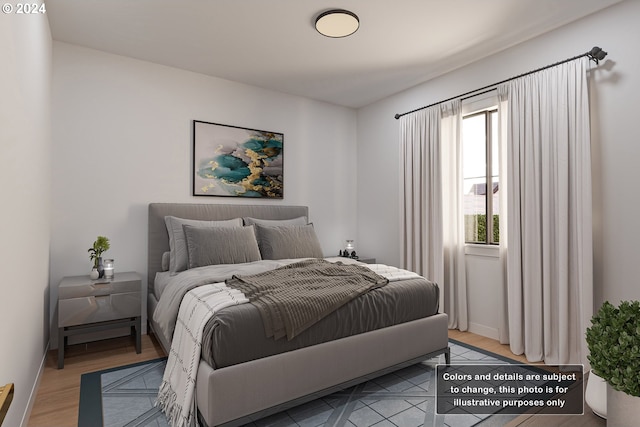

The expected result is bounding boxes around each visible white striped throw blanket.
[364,263,422,281]
[155,283,248,427]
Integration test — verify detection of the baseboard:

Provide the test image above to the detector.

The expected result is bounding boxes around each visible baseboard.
[468,322,499,340]
[19,342,49,427]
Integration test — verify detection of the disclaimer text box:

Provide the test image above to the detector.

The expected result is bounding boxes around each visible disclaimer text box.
[436,364,583,416]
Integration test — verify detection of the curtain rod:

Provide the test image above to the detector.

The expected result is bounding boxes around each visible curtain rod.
[394,46,607,120]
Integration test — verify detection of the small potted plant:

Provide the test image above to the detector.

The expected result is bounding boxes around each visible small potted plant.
[586,300,640,426]
[88,236,110,278]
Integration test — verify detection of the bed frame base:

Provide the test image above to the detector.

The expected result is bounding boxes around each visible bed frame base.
[195,312,449,427]
[208,346,450,427]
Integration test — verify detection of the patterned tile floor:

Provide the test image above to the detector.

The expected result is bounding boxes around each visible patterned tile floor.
[92,341,518,427]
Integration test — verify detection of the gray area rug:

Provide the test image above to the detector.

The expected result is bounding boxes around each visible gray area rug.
[79,339,519,427]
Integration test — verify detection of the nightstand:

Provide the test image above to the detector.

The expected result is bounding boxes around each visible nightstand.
[57,271,142,369]
[358,258,376,264]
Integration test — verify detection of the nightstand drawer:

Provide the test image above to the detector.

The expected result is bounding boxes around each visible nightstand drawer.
[59,292,140,327]
[58,274,140,299]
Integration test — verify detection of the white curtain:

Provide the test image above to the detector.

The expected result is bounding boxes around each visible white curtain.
[399,101,468,329]
[498,57,593,365]
[497,95,511,346]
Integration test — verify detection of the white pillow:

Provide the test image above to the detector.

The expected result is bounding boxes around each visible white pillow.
[164,215,242,273]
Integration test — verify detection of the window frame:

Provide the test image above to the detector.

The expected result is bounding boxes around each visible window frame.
[463,107,499,245]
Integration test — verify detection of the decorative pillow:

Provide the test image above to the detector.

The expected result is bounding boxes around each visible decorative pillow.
[164,216,242,273]
[255,224,323,260]
[243,216,308,227]
[182,225,262,269]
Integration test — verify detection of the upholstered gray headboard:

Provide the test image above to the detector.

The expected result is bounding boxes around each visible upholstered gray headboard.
[147,203,309,292]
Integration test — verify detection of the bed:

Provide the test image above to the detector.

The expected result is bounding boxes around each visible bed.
[147,203,450,427]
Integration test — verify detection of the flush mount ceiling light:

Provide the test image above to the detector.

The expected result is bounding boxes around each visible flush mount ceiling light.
[315,9,359,38]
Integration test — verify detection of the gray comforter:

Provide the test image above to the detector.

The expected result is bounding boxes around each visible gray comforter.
[203,274,439,368]
[153,258,440,369]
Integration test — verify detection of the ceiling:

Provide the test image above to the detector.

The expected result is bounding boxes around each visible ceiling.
[47,0,623,109]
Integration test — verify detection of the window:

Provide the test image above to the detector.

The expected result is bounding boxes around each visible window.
[463,108,499,244]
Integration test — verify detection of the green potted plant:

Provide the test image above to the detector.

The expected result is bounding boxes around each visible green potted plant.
[586,300,640,426]
[88,236,110,278]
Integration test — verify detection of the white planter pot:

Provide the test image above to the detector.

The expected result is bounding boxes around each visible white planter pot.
[607,384,640,427]
[585,370,607,419]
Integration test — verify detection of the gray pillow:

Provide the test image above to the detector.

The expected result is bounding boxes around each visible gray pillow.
[255,224,323,260]
[182,225,262,269]
[245,216,311,249]
[243,216,308,227]
[164,215,242,273]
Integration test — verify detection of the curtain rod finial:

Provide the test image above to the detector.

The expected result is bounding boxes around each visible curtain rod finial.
[394,114,401,120]
[588,46,607,63]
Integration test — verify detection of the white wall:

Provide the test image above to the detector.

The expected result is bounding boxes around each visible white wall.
[0,12,52,427]
[50,42,358,346]
[357,0,640,335]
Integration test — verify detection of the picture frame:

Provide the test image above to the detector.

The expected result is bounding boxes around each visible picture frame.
[192,120,284,198]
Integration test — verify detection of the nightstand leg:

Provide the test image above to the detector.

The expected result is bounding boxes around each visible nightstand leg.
[135,316,141,354]
[58,327,65,369]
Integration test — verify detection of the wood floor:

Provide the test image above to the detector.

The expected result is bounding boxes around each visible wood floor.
[28,330,603,427]
[28,334,165,427]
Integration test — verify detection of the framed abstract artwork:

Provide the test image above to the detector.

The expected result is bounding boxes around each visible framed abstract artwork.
[192,120,284,198]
